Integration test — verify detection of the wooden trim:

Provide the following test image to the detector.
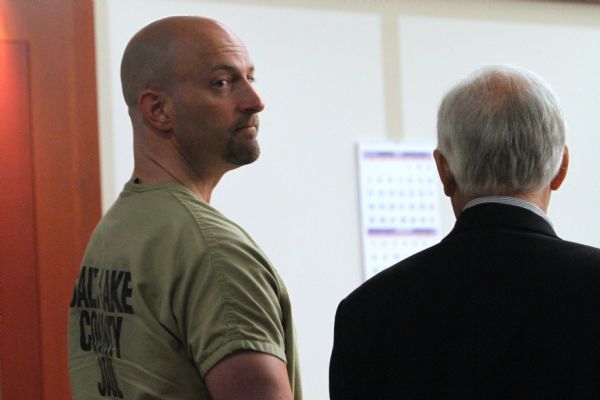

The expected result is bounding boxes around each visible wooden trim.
[0,39,43,400]
[0,0,101,398]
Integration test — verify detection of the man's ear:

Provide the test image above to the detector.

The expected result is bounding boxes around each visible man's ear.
[433,149,457,197]
[550,145,569,191]
[137,89,173,132]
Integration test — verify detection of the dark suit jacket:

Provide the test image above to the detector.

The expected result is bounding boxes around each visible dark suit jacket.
[330,203,600,400]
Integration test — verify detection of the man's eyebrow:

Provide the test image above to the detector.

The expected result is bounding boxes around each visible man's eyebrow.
[208,64,256,74]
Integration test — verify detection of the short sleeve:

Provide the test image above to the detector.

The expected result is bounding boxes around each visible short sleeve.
[174,238,287,377]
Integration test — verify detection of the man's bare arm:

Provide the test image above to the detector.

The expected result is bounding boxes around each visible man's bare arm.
[205,351,293,400]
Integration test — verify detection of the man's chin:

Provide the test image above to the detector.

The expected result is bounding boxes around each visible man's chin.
[223,145,260,166]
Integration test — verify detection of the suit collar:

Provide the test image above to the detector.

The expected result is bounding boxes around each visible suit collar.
[447,203,558,240]
[463,196,552,227]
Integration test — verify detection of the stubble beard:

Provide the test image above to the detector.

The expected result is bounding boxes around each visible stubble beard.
[222,115,261,166]
[223,137,260,166]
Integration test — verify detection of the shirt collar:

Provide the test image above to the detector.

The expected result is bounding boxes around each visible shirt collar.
[463,196,553,228]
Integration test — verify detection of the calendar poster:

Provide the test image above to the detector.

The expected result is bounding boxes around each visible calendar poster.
[357,140,442,281]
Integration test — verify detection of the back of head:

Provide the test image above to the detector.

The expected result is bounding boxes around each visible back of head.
[436,65,565,197]
[120,17,180,109]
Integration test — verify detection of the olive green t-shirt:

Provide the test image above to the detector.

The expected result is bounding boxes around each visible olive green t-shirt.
[68,182,301,399]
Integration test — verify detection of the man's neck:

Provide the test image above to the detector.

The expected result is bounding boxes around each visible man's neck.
[130,171,221,203]
[132,152,226,204]
[131,131,233,203]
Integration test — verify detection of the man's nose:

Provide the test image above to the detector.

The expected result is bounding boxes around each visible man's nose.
[239,81,265,114]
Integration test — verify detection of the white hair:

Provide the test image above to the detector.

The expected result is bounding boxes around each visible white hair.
[436,65,566,196]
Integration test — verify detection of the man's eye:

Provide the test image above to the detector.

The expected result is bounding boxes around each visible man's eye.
[213,79,229,88]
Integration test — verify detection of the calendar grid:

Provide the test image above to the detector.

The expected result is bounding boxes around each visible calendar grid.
[357,141,442,280]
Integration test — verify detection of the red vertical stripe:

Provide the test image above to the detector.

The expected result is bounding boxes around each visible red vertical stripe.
[0,41,43,400]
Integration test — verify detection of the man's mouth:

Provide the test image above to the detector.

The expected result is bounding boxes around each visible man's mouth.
[233,117,259,134]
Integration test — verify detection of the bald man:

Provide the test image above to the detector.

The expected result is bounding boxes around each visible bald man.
[68,16,301,400]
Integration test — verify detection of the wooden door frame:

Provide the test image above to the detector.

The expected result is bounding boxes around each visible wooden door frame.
[0,1,101,398]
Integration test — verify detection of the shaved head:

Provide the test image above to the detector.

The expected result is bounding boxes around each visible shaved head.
[120,16,243,108]
[122,15,264,179]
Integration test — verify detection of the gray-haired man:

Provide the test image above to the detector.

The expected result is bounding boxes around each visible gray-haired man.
[330,65,600,400]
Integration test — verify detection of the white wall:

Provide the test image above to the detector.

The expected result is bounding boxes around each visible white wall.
[95,1,600,399]
[398,10,600,240]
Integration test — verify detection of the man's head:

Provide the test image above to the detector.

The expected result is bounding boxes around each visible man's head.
[435,65,566,202]
[121,16,265,173]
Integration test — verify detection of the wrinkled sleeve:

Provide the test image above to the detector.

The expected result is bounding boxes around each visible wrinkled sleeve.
[176,239,287,377]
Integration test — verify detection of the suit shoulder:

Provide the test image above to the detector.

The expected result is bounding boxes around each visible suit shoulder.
[343,244,443,307]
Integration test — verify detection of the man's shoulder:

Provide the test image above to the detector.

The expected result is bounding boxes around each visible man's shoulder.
[550,238,600,270]
[110,182,201,215]
[342,232,600,310]
[557,236,600,253]
[110,183,239,232]
[342,244,444,308]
